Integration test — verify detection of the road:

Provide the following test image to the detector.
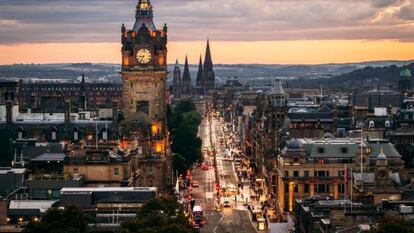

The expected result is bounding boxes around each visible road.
[193,117,256,233]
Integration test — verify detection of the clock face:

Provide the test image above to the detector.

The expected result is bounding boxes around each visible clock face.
[136,49,152,64]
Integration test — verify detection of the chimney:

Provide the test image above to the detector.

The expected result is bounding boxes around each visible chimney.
[64,99,71,125]
[112,100,118,124]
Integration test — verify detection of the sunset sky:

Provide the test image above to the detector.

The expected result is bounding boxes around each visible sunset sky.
[0,0,414,65]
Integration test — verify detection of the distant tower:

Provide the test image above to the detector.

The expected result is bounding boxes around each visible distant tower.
[181,56,192,96]
[196,55,203,87]
[269,79,286,108]
[399,68,412,93]
[172,59,181,98]
[202,39,215,94]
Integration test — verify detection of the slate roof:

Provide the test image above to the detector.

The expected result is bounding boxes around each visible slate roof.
[299,139,401,160]
[270,80,285,95]
[31,153,65,162]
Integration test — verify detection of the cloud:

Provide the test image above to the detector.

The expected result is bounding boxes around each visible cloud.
[0,0,413,44]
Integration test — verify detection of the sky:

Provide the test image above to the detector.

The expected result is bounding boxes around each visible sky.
[0,0,414,64]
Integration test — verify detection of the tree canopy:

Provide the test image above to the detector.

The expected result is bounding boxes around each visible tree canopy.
[23,206,89,233]
[368,215,414,233]
[168,100,202,175]
[120,197,194,233]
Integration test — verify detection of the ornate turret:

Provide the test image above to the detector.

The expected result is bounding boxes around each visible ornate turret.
[181,56,192,96]
[133,0,156,31]
[399,67,412,93]
[172,59,181,98]
[376,147,389,181]
[269,79,286,108]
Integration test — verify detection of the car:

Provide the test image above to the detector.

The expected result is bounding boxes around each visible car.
[192,181,199,187]
[223,200,231,207]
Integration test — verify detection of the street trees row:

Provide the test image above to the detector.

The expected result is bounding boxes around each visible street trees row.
[23,197,196,233]
[168,100,202,175]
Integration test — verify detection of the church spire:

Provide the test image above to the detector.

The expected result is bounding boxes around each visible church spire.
[181,55,192,96]
[133,0,156,31]
[196,55,203,87]
[203,39,213,72]
[182,56,191,82]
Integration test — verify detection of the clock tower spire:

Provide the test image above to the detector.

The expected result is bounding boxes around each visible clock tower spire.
[133,0,156,31]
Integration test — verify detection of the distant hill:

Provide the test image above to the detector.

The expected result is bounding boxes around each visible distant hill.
[287,63,414,90]
[0,60,413,88]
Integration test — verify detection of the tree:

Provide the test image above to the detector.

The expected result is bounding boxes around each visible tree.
[23,206,90,233]
[120,197,194,233]
[168,100,202,175]
[368,215,414,233]
[173,153,187,176]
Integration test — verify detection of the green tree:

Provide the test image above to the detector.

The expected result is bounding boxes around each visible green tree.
[173,153,188,175]
[168,100,202,175]
[120,197,194,233]
[368,215,414,233]
[23,206,90,233]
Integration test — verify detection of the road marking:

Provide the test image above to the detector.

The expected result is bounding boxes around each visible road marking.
[213,213,224,233]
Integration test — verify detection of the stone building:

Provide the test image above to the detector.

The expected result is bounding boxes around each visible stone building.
[276,138,404,214]
[120,0,172,191]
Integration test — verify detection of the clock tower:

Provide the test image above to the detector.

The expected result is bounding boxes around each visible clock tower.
[121,0,172,191]
[121,0,168,121]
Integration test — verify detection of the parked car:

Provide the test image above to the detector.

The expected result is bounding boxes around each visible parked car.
[192,180,199,187]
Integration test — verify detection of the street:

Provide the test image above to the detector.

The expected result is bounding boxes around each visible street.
[192,116,256,233]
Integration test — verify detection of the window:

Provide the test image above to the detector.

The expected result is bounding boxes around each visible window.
[318,147,325,153]
[73,131,79,141]
[284,171,289,177]
[284,184,289,193]
[316,184,329,193]
[304,171,309,177]
[338,170,345,177]
[341,147,348,153]
[338,184,345,193]
[114,168,119,176]
[304,184,310,193]
[136,101,149,115]
[293,171,299,177]
[73,168,79,174]
[315,171,329,177]
[148,166,153,175]
[294,185,298,193]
